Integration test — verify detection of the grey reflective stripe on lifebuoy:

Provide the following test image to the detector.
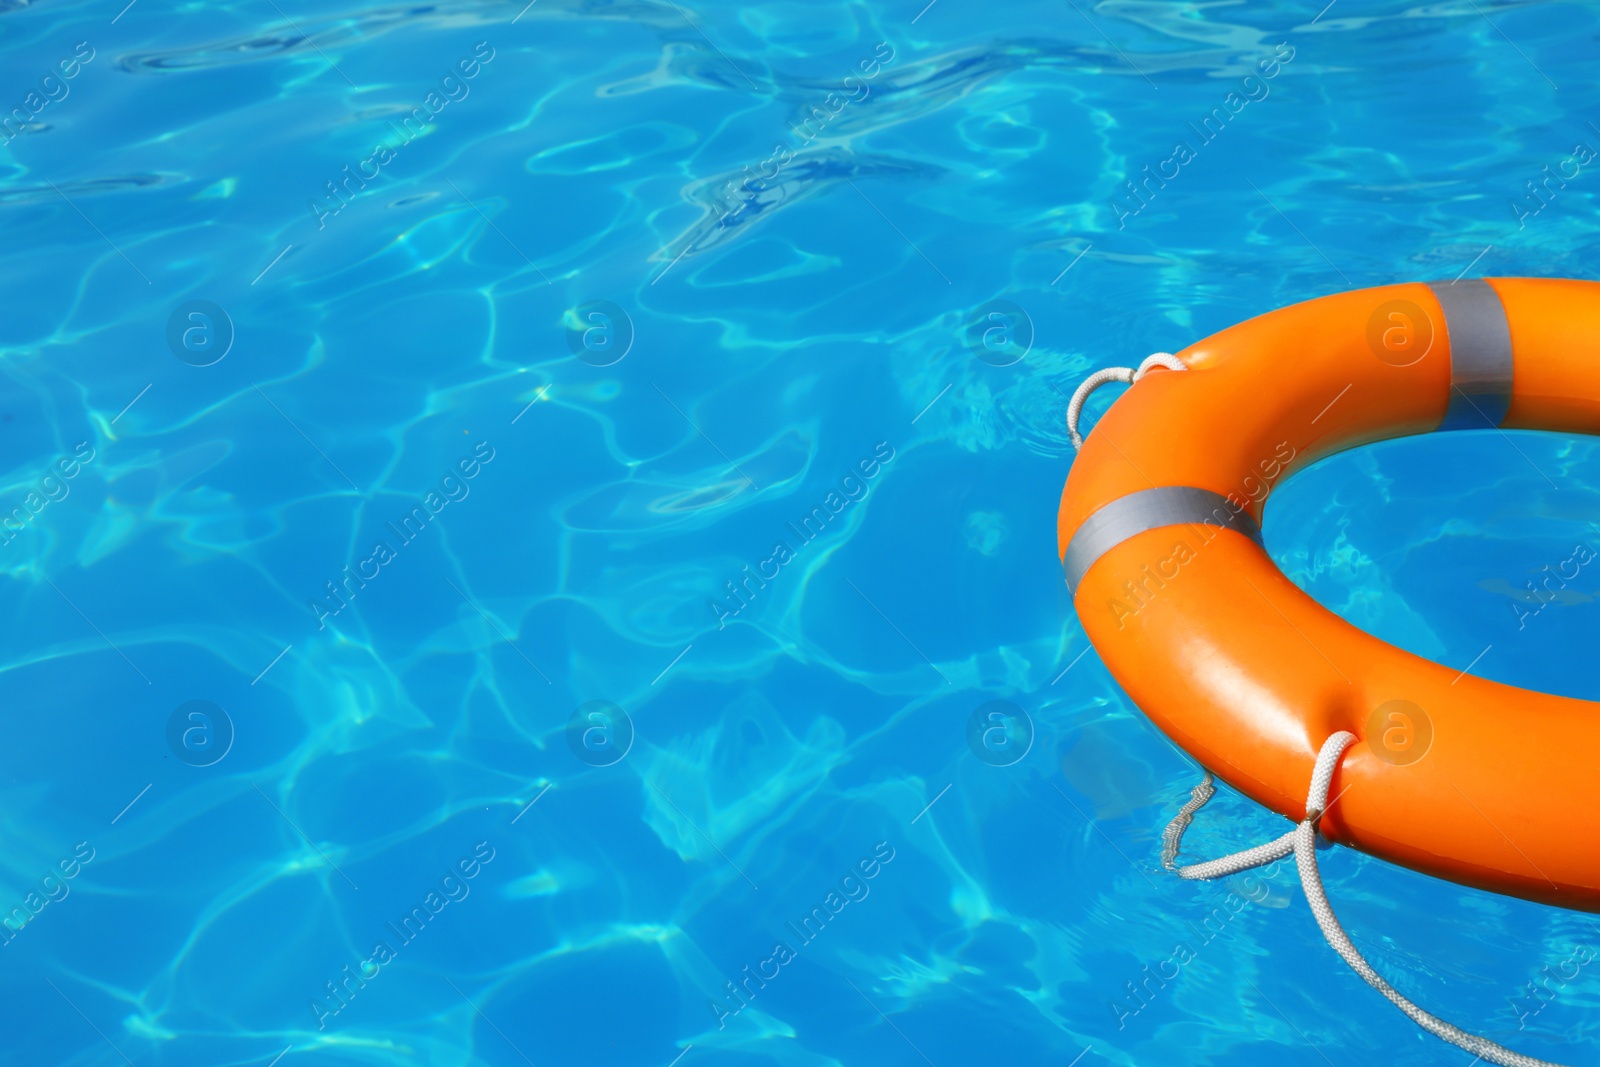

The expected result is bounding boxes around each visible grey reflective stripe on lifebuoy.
[1061,486,1265,595]
[1426,279,1513,430]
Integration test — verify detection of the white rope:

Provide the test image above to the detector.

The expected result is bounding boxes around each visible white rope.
[1163,733,1569,1067]
[1066,352,1187,451]
[1160,771,1215,871]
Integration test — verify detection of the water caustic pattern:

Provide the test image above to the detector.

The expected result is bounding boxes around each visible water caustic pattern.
[0,0,1597,1064]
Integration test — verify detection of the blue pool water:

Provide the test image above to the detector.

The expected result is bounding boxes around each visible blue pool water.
[3,0,1599,1064]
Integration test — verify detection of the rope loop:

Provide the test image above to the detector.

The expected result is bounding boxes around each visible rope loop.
[1066,352,1187,451]
[1161,732,1570,1067]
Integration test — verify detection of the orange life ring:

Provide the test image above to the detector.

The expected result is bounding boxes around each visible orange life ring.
[1057,277,1600,911]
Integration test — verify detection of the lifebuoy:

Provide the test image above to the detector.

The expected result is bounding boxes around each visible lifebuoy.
[1057,277,1600,911]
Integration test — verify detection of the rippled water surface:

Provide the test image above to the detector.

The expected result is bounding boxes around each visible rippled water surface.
[3,0,1598,1064]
